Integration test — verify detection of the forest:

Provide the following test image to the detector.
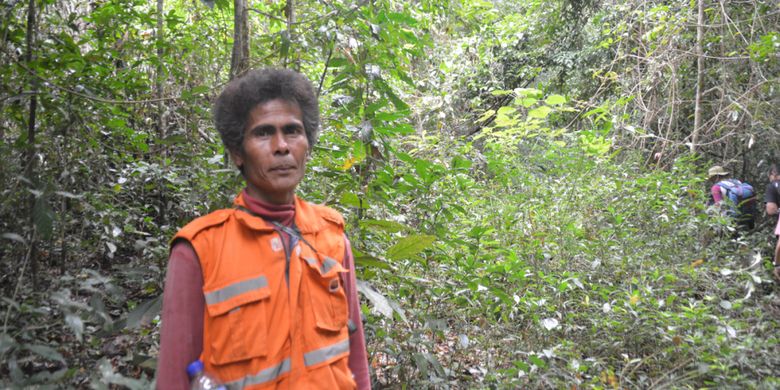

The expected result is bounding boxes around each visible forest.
[1,0,779,387]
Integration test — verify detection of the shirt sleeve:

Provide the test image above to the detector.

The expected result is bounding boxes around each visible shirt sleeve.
[711,184,724,204]
[342,236,371,390]
[156,240,204,390]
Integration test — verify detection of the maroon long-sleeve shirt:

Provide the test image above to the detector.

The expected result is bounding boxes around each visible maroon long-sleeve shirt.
[156,191,370,389]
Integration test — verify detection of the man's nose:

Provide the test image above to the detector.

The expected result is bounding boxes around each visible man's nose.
[271,130,289,153]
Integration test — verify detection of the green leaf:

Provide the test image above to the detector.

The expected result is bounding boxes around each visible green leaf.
[495,114,517,127]
[394,69,415,87]
[1,297,19,311]
[519,97,538,107]
[514,88,542,97]
[513,360,530,372]
[373,110,408,121]
[353,255,392,270]
[65,314,84,342]
[477,109,496,122]
[0,333,16,355]
[390,124,415,134]
[159,134,187,145]
[24,344,66,364]
[452,157,472,169]
[97,357,150,388]
[366,99,389,117]
[359,219,410,233]
[528,106,552,119]
[413,353,429,377]
[125,295,162,330]
[415,159,432,182]
[386,234,435,260]
[423,352,446,376]
[190,85,209,95]
[328,57,350,67]
[339,192,366,208]
[356,280,406,321]
[280,30,291,60]
[107,118,127,130]
[386,11,418,26]
[33,196,54,240]
[351,140,367,161]
[373,78,409,111]
[54,191,84,199]
[529,355,547,368]
[545,94,566,105]
[1,233,26,244]
[490,89,512,96]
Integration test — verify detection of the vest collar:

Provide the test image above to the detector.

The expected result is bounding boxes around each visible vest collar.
[232,192,328,234]
[293,195,331,234]
[232,192,274,232]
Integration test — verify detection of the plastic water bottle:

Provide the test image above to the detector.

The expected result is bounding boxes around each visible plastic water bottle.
[187,360,227,390]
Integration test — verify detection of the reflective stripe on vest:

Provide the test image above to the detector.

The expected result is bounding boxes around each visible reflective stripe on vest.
[204,275,268,305]
[225,358,291,389]
[222,338,349,388]
[177,194,355,388]
[304,338,350,367]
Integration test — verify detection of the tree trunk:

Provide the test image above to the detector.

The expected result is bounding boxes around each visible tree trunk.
[156,0,168,230]
[156,0,165,140]
[25,0,39,289]
[230,0,249,80]
[690,0,705,154]
[284,0,295,68]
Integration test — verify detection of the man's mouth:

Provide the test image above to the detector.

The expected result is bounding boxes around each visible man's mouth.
[271,165,296,172]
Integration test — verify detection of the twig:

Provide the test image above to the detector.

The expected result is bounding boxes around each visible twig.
[648,357,693,389]
[8,56,218,105]
[249,7,338,26]
[317,34,337,97]
[2,228,35,333]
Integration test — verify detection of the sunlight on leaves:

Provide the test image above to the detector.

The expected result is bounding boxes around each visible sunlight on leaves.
[528,105,552,119]
[544,95,566,105]
[541,318,559,330]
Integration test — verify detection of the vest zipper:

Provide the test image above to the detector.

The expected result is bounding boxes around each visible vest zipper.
[270,221,308,288]
[275,229,292,286]
[236,204,298,286]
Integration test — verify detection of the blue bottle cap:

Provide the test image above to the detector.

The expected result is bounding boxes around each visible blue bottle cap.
[186,360,204,378]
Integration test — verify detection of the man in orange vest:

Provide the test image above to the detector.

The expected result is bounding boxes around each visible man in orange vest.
[157,68,370,389]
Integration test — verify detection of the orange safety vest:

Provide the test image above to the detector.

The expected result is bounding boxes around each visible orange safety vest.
[173,193,357,389]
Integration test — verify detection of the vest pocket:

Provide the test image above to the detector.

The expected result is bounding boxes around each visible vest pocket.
[304,256,348,332]
[203,275,271,365]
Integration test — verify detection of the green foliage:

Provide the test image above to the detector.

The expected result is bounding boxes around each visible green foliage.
[1,0,779,387]
[749,31,779,62]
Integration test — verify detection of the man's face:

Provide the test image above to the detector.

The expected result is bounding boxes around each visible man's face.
[230,99,310,204]
[770,172,780,182]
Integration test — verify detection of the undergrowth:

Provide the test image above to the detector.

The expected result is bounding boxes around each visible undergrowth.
[359,139,780,388]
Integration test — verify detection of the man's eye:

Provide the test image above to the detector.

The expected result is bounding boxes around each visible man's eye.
[252,127,274,137]
[284,126,303,135]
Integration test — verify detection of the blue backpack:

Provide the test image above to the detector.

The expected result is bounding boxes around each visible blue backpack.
[717,179,757,221]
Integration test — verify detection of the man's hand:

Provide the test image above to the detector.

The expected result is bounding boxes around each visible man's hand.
[766,202,778,216]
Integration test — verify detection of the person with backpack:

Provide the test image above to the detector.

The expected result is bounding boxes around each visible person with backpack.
[764,164,780,280]
[708,165,757,231]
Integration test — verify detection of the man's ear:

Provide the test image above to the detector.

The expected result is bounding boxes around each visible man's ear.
[229,149,245,170]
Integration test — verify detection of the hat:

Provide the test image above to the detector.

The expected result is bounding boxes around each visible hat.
[707,165,729,179]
